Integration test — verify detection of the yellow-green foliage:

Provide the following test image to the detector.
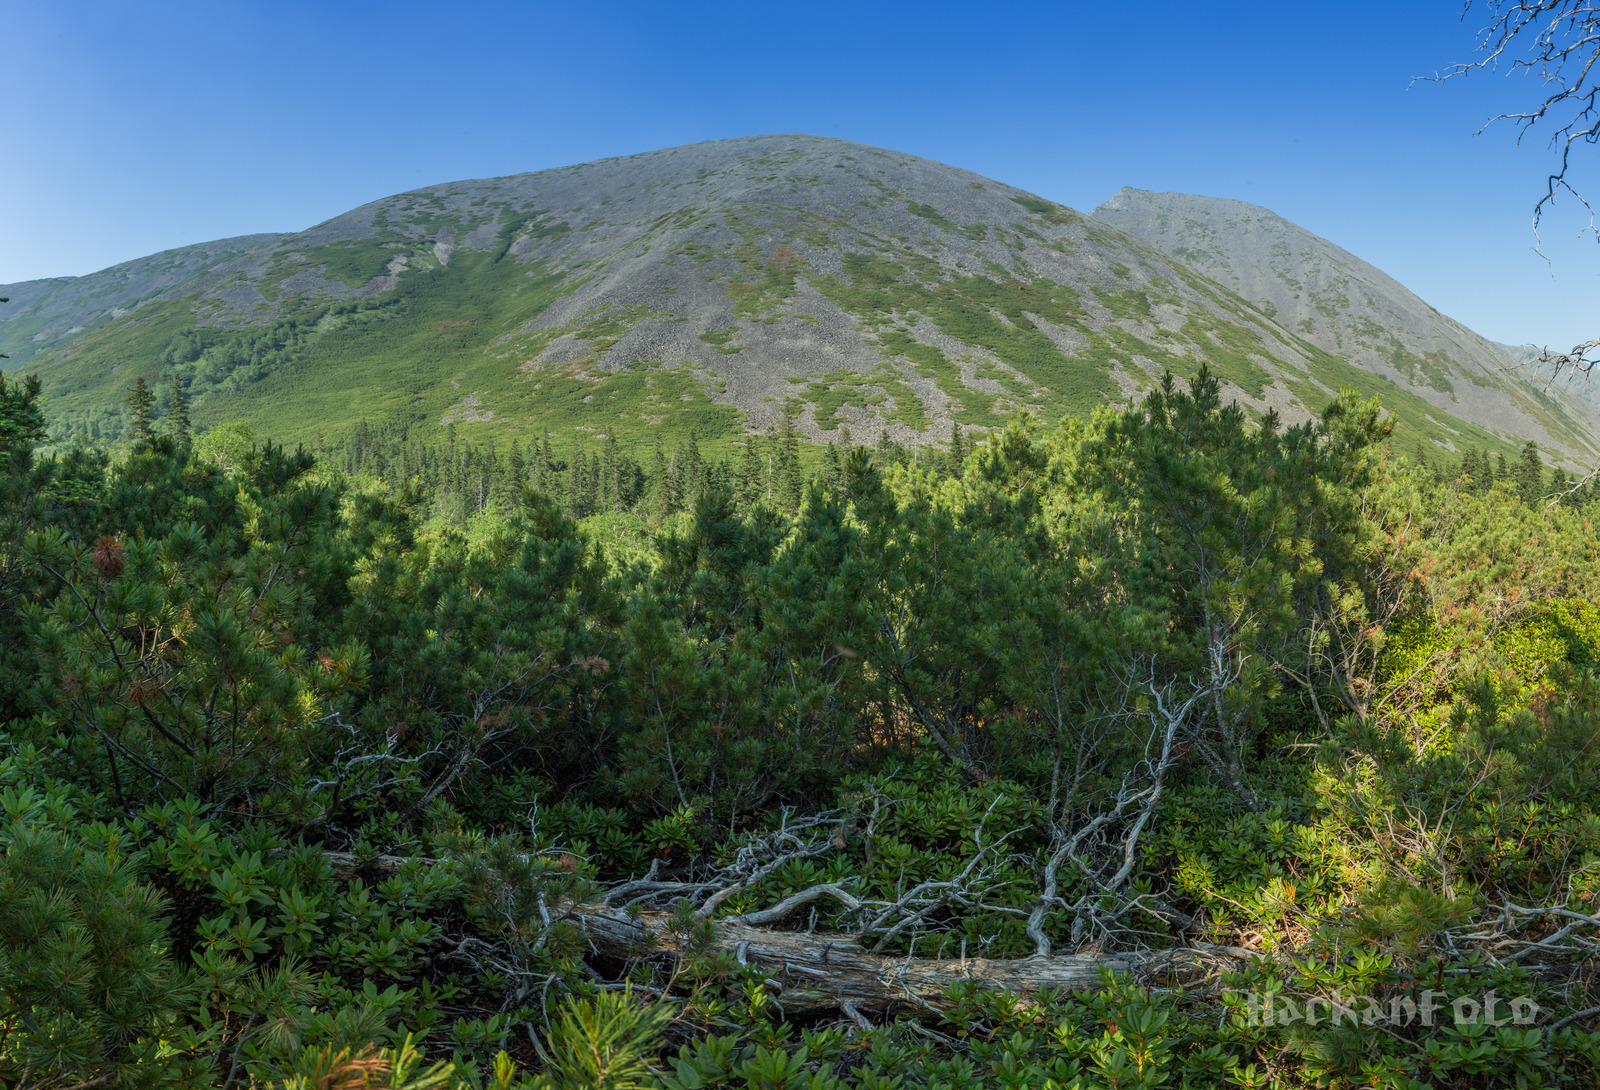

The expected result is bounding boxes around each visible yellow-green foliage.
[1496,598,1600,693]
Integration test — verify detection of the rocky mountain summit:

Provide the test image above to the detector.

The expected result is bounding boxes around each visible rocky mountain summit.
[4,136,1593,460]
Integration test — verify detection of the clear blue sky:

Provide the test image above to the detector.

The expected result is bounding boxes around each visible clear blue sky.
[4,0,1596,349]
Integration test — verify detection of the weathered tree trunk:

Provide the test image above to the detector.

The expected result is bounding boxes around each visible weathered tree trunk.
[325,851,1239,1017]
[569,905,1139,1016]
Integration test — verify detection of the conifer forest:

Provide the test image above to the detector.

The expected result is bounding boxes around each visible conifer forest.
[7,360,1600,1089]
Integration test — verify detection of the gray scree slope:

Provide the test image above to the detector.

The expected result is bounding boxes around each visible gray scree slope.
[6,136,1596,459]
[1091,186,1597,455]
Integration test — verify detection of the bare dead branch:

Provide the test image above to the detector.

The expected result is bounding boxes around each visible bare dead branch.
[1428,2,1600,241]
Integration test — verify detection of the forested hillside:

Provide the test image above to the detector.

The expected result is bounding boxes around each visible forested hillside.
[5,363,1600,1088]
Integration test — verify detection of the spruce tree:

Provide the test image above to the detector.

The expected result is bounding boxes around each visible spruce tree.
[651,437,670,525]
[949,421,967,479]
[125,377,155,441]
[739,437,762,509]
[665,453,683,517]
[822,441,843,499]
[567,440,585,518]
[508,439,526,502]
[601,431,621,512]
[874,427,905,469]
[533,430,551,495]
[166,375,191,444]
[779,410,803,512]
[683,431,703,504]
[1550,466,1573,504]
[584,449,601,515]
[1514,441,1544,505]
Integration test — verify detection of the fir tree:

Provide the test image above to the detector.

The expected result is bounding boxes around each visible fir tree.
[779,409,803,512]
[949,421,967,479]
[739,437,762,509]
[651,436,671,525]
[682,431,703,504]
[166,375,191,444]
[1514,441,1544,505]
[567,439,585,518]
[125,377,155,441]
[822,441,843,500]
[601,430,621,512]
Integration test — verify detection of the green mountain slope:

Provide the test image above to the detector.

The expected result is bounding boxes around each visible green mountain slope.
[5,135,1584,462]
[0,234,286,367]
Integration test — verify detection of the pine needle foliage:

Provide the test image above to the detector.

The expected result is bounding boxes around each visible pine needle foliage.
[3,368,1600,1086]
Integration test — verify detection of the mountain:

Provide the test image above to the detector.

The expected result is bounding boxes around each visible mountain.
[3,135,1591,462]
[0,235,287,367]
[1091,187,1599,460]
[1492,339,1600,411]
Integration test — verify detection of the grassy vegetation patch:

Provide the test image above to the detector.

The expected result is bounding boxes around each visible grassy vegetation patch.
[800,363,929,432]
[1386,343,1456,396]
[518,362,743,442]
[491,209,572,261]
[1175,313,1275,399]
[0,309,57,368]
[906,201,986,241]
[33,245,632,448]
[1093,287,1156,322]
[32,297,206,439]
[571,302,668,353]
[724,235,804,322]
[1008,194,1078,228]
[876,328,994,421]
[810,252,1118,419]
[699,327,743,354]
[802,368,887,430]
[1287,338,1522,460]
[297,239,407,288]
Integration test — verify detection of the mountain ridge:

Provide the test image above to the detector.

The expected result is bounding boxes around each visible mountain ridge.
[0,234,288,367]
[4,135,1592,462]
[1089,187,1594,456]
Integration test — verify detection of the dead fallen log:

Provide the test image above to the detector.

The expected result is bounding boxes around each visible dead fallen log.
[323,850,1249,1016]
[574,904,1168,1016]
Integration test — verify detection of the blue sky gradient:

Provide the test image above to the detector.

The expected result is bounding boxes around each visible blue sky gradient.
[4,0,1596,348]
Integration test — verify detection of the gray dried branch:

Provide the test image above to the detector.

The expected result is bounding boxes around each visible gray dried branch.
[1431,1,1600,238]
[1026,641,1239,957]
